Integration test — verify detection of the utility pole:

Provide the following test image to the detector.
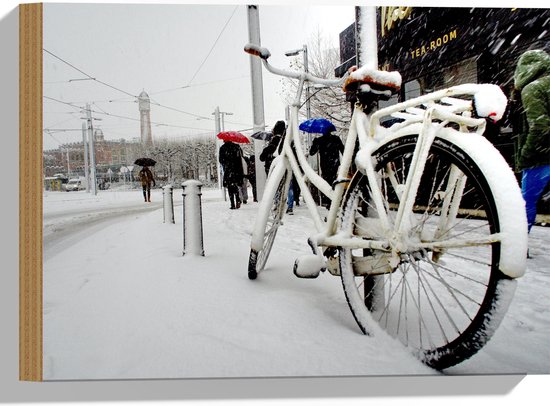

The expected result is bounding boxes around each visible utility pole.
[65,147,71,178]
[213,107,223,196]
[82,121,90,192]
[213,107,235,200]
[86,103,98,195]
[247,4,267,200]
[219,111,233,131]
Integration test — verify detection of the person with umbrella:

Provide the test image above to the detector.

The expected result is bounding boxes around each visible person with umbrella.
[138,165,156,203]
[259,120,286,175]
[219,139,245,209]
[308,124,344,208]
[259,120,301,214]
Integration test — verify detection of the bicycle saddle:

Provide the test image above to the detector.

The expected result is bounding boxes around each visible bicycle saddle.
[343,65,402,97]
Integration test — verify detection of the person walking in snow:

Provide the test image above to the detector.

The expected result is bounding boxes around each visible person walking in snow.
[219,140,245,209]
[285,175,301,215]
[258,120,300,214]
[308,128,344,207]
[245,155,258,202]
[512,49,550,233]
[139,165,156,202]
[239,153,249,204]
[259,120,286,175]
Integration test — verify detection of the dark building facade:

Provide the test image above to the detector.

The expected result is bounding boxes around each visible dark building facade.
[336,6,549,218]
[337,7,549,88]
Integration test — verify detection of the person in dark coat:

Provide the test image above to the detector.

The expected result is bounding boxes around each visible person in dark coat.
[246,155,258,202]
[259,120,286,175]
[138,165,155,202]
[258,120,301,213]
[309,128,344,207]
[219,140,245,209]
[513,49,550,232]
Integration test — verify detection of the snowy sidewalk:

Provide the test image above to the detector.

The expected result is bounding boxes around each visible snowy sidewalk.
[42,187,550,380]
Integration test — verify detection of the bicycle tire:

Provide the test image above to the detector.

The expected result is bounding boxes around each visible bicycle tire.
[338,134,516,370]
[248,169,289,280]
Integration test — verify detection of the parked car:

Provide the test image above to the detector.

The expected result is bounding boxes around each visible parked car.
[65,178,85,191]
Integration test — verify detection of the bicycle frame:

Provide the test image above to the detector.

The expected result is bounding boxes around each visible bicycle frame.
[278,79,497,252]
[245,43,527,369]
[247,43,524,278]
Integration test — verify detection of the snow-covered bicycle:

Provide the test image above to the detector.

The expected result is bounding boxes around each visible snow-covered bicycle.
[244,43,527,370]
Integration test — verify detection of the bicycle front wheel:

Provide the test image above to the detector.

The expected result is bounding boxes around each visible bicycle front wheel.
[338,134,516,370]
[248,167,289,280]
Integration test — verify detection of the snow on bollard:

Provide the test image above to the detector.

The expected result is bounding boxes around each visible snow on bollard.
[163,185,175,224]
[182,180,205,256]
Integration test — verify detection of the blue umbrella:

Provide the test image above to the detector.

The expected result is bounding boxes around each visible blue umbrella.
[299,118,336,134]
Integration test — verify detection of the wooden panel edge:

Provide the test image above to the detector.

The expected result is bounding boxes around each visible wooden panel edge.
[19,2,43,382]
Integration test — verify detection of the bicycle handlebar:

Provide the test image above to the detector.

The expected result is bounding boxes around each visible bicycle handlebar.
[244,43,346,88]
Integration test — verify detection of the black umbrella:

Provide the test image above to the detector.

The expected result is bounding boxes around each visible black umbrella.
[250,131,273,141]
[134,157,157,167]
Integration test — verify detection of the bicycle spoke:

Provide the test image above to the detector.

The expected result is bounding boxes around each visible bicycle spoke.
[420,258,480,320]
[409,259,451,347]
[422,252,489,286]
[338,134,510,369]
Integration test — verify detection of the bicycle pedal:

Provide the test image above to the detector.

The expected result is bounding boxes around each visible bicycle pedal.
[293,255,325,279]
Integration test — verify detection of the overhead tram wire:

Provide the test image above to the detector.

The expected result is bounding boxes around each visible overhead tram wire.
[44,44,253,133]
[43,48,137,99]
[185,5,238,87]
[44,49,208,120]
[148,75,250,96]
[45,95,257,139]
[44,96,211,132]
[44,49,227,124]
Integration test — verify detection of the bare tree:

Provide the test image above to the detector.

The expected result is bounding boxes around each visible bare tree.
[282,29,352,134]
[129,136,219,186]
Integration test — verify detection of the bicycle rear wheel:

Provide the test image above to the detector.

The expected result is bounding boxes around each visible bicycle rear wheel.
[248,168,289,279]
[338,134,516,370]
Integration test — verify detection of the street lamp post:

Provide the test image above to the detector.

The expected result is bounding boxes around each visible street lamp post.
[285,44,310,120]
[212,107,233,200]
[83,103,102,195]
[219,111,233,132]
[65,147,71,178]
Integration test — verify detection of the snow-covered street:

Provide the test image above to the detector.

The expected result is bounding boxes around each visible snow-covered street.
[42,186,550,380]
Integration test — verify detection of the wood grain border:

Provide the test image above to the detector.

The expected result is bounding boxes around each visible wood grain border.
[19,2,43,382]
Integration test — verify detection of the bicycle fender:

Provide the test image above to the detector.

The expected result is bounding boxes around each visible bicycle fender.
[373,125,527,278]
[437,128,527,278]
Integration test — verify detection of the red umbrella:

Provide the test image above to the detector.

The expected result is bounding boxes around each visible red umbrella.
[216,131,250,144]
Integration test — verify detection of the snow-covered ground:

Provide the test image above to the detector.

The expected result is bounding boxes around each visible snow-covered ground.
[42,186,550,380]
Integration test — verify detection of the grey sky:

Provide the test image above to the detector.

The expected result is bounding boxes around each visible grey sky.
[42,3,356,150]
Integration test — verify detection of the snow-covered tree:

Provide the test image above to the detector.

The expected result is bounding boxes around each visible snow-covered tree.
[134,136,218,186]
[282,29,352,135]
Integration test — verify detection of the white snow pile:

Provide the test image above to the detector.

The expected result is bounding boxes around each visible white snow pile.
[41,186,550,380]
[473,83,508,122]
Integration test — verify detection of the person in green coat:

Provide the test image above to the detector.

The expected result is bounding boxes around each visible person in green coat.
[513,49,550,232]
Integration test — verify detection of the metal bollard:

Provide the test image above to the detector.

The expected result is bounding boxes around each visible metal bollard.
[182,180,205,256]
[163,185,175,224]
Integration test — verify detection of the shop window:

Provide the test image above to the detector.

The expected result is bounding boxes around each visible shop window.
[404,56,478,100]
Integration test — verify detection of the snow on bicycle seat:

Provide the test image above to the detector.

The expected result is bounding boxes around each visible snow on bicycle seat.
[343,65,402,95]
